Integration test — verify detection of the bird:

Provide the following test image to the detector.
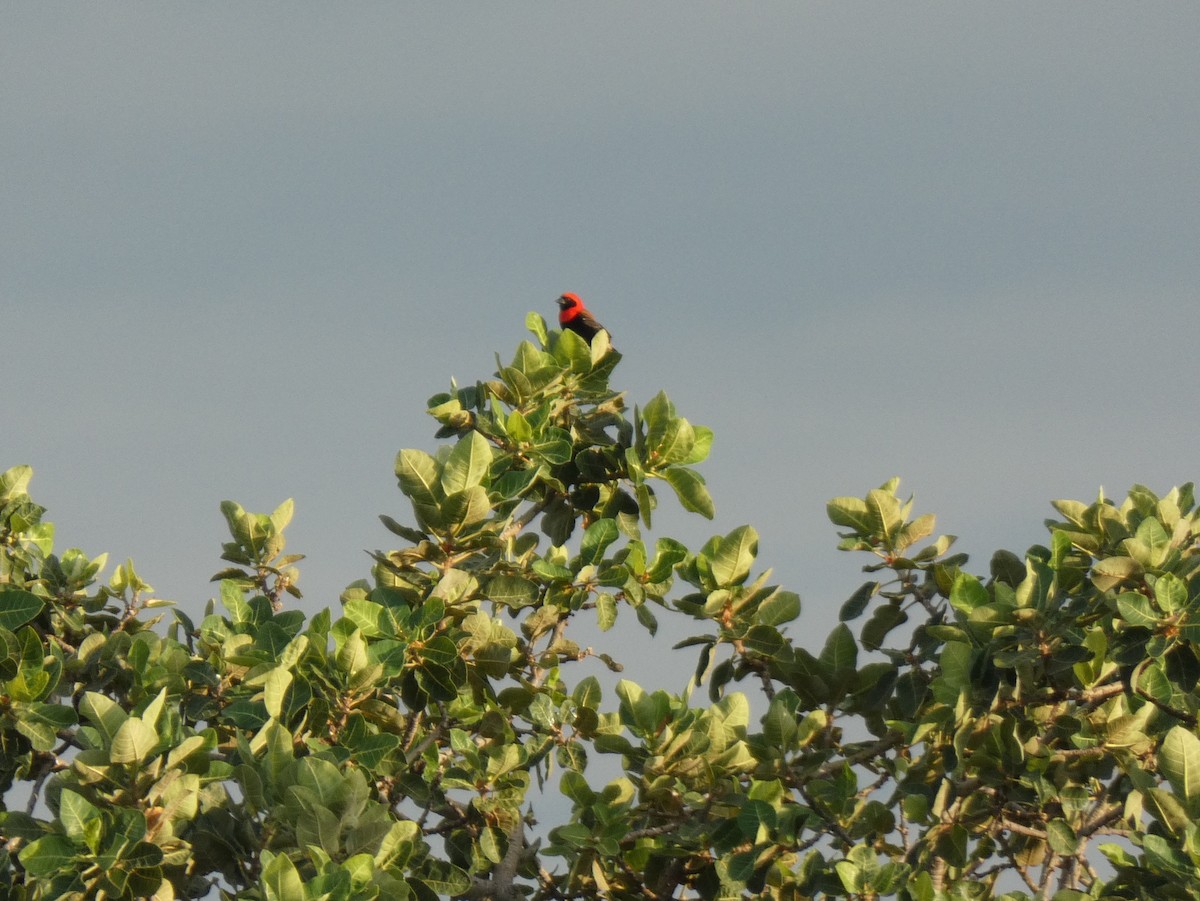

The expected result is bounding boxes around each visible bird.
[556,293,607,344]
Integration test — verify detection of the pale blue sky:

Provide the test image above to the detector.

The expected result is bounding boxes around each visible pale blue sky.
[5,6,1200,686]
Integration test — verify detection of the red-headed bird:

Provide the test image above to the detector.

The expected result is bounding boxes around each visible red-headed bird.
[557,293,607,344]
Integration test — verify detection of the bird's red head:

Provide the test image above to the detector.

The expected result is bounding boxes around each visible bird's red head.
[557,293,585,324]
[556,292,585,323]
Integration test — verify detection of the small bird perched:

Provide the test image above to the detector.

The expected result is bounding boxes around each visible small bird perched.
[556,293,607,344]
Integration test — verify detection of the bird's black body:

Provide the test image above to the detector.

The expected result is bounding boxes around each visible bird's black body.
[557,293,606,344]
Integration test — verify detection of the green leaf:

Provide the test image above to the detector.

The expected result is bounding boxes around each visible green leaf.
[648,418,695,466]
[1091,556,1141,592]
[662,467,715,519]
[866,488,903,544]
[681,425,713,465]
[486,575,540,609]
[350,733,401,769]
[553,326,592,372]
[573,675,602,709]
[18,833,79,877]
[264,668,294,720]
[532,433,573,465]
[728,849,758,884]
[221,579,255,624]
[860,604,907,652]
[417,859,471,896]
[596,593,617,631]
[647,538,689,582]
[270,498,295,534]
[15,702,76,751]
[0,589,44,630]
[743,625,784,657]
[827,496,872,532]
[141,686,168,731]
[581,518,619,565]
[261,850,307,901]
[1046,818,1077,855]
[708,525,758,587]
[479,826,505,865]
[442,486,492,533]
[506,409,533,443]
[757,590,800,626]
[0,464,34,498]
[737,799,777,840]
[1155,573,1187,613]
[375,819,420,870]
[635,603,658,636]
[895,513,936,553]
[1160,725,1200,815]
[344,599,390,637]
[938,642,974,692]
[839,581,879,622]
[1117,592,1160,629]
[949,572,988,614]
[819,623,857,673]
[296,804,342,858]
[111,717,160,764]
[59,789,101,844]
[526,311,549,346]
[80,691,129,745]
[560,770,595,805]
[762,695,798,748]
[440,431,492,495]
[396,449,441,505]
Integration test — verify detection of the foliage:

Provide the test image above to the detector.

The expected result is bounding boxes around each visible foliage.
[3,315,1200,900]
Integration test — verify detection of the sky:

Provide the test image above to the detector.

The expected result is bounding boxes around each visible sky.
[5,5,1200,691]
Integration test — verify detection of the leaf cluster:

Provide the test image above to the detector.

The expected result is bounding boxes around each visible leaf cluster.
[3,318,1200,900]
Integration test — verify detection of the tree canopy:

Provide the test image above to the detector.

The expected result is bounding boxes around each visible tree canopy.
[2,314,1200,900]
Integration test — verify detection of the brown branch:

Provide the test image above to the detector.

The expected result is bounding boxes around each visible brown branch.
[500,498,551,545]
[462,818,527,901]
[811,733,905,782]
[999,819,1046,840]
[994,831,1040,894]
[1038,851,1059,901]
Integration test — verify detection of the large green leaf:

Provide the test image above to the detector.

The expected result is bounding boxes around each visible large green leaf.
[486,575,540,609]
[395,449,441,504]
[1117,592,1160,629]
[296,804,342,857]
[1160,725,1200,815]
[79,692,129,746]
[662,466,715,519]
[0,464,34,498]
[264,668,294,719]
[15,702,76,751]
[819,623,857,673]
[416,859,471,896]
[110,718,160,764]
[18,834,79,877]
[865,488,903,544]
[827,496,872,532]
[59,790,100,845]
[949,572,988,614]
[757,590,800,626]
[708,525,758,587]
[552,326,591,370]
[1091,556,1141,592]
[0,589,43,630]
[580,518,619,566]
[440,431,492,496]
[442,486,492,533]
[260,851,307,901]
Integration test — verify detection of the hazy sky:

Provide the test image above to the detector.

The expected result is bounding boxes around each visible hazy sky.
[5,6,1199,687]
